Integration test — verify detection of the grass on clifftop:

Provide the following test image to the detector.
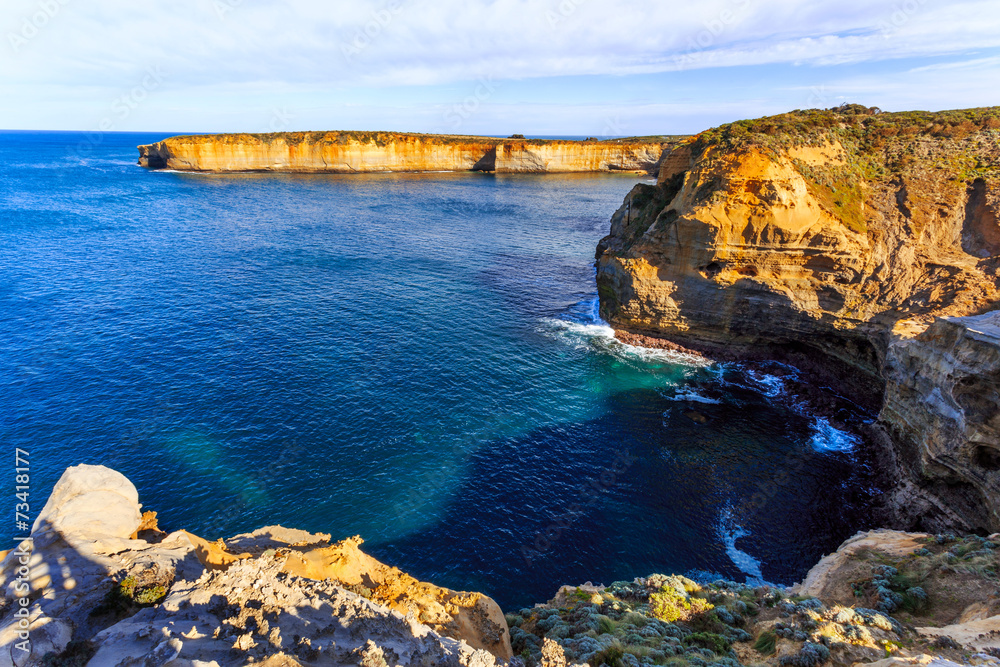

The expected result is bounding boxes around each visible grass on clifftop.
[162,131,685,147]
[680,104,1000,235]
[690,105,1000,155]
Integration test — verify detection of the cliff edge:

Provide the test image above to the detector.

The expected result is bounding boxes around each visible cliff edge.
[0,465,510,666]
[137,132,683,174]
[3,467,999,667]
[595,105,1000,532]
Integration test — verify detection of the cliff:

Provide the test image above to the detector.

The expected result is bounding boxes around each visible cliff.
[5,467,999,667]
[595,105,1000,532]
[0,465,510,666]
[136,132,682,174]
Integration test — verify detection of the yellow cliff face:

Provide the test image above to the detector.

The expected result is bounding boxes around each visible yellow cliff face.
[137,131,673,174]
[596,106,1000,533]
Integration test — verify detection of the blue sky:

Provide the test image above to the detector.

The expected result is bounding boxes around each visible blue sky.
[2,0,999,135]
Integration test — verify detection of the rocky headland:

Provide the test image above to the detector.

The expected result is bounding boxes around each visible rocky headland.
[10,105,1000,666]
[3,466,1000,667]
[136,133,682,174]
[595,105,1000,534]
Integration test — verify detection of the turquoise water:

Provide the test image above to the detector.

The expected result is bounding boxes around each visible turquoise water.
[0,132,876,609]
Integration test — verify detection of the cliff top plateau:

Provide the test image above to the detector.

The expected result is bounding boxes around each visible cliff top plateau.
[135,132,686,174]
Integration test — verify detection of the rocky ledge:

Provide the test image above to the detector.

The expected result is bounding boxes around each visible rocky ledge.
[136,132,683,174]
[0,465,510,666]
[595,105,1000,532]
[3,466,1000,667]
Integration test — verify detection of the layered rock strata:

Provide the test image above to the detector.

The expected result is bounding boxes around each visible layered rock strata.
[595,106,1000,531]
[137,132,680,174]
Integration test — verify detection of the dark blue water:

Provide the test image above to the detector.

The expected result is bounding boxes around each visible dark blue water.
[0,132,876,609]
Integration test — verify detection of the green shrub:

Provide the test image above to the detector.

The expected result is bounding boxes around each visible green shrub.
[754,630,777,655]
[683,631,732,655]
[591,640,626,666]
[650,587,714,623]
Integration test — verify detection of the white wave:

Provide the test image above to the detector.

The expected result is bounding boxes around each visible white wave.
[666,389,721,404]
[540,317,710,367]
[743,369,786,398]
[542,318,617,344]
[718,508,768,586]
[808,416,859,452]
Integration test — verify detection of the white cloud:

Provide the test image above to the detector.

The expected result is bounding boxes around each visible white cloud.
[4,0,1000,87]
[1,0,999,131]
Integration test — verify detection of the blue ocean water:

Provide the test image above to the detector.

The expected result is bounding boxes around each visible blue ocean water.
[0,131,877,609]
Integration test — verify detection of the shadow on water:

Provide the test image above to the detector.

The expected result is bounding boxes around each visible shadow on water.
[368,385,879,611]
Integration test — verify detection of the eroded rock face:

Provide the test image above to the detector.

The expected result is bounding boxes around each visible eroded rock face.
[137,132,676,174]
[880,312,1000,531]
[0,465,507,666]
[596,108,1000,530]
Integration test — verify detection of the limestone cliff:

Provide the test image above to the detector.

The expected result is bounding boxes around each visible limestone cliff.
[0,465,509,666]
[595,106,1000,531]
[137,132,680,174]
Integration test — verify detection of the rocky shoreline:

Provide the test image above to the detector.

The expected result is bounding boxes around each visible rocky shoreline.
[596,106,1000,534]
[2,466,1000,667]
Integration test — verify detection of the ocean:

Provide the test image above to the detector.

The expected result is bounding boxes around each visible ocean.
[0,131,876,609]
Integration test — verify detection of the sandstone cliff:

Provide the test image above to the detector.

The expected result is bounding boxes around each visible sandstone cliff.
[595,106,1000,532]
[137,132,680,174]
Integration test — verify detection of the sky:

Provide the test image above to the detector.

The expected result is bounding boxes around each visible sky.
[2,0,1000,135]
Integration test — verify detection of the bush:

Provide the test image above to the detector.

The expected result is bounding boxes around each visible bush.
[683,632,732,655]
[754,630,777,655]
[650,587,714,623]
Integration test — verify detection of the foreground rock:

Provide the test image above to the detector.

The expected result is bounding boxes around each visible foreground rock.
[136,132,682,174]
[512,529,1000,667]
[594,105,1000,532]
[0,465,508,666]
[3,466,1000,667]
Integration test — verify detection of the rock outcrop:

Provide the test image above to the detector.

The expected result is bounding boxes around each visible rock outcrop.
[0,465,508,666]
[4,467,999,667]
[880,312,1000,532]
[137,132,680,174]
[511,529,1000,667]
[595,105,1000,531]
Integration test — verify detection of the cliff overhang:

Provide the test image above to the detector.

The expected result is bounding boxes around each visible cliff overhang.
[595,105,1000,532]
